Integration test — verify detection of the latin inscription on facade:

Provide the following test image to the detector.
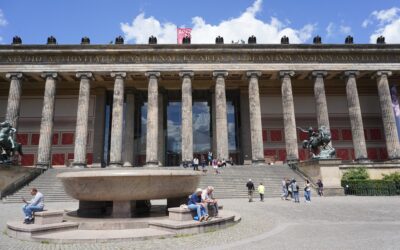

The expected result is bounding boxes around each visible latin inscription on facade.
[0,51,399,64]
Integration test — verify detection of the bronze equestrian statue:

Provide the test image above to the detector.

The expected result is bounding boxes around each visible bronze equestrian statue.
[0,121,23,164]
[298,126,335,159]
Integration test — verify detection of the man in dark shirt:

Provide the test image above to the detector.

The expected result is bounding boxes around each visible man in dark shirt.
[246,179,255,202]
[187,188,208,222]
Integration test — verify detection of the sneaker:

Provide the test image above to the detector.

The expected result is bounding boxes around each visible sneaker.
[199,216,205,222]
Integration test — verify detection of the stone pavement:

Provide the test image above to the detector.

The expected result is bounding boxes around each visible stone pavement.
[1,196,399,250]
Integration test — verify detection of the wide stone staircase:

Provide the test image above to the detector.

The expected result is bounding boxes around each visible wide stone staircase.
[2,164,304,203]
[199,164,304,199]
[2,168,76,203]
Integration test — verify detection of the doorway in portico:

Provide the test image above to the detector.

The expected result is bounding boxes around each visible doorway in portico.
[165,90,212,166]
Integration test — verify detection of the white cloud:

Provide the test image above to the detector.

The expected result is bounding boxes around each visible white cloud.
[121,0,315,44]
[326,22,352,38]
[0,9,7,27]
[0,9,7,44]
[365,7,400,43]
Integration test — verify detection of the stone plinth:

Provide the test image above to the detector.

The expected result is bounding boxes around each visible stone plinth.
[34,210,64,225]
[298,159,344,196]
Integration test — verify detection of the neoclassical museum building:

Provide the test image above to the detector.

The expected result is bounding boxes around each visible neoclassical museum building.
[1,36,400,168]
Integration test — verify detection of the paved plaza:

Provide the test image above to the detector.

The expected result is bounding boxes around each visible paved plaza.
[0,196,399,250]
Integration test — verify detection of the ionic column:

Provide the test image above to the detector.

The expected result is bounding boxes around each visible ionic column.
[36,72,58,168]
[312,71,331,130]
[123,90,135,166]
[109,72,126,167]
[180,71,194,164]
[375,71,400,160]
[73,72,92,168]
[247,71,264,164]
[213,71,229,160]
[5,72,23,128]
[280,71,299,162]
[145,71,160,166]
[344,71,368,161]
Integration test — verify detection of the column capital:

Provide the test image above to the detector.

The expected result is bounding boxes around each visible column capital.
[279,71,295,78]
[374,70,392,78]
[179,71,194,79]
[246,71,262,78]
[145,71,160,78]
[41,72,58,79]
[343,71,359,78]
[76,72,93,79]
[212,71,228,79]
[5,72,23,80]
[110,72,127,79]
[311,71,327,78]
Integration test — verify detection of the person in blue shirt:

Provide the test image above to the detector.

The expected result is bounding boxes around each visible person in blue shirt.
[188,188,209,222]
[22,188,44,224]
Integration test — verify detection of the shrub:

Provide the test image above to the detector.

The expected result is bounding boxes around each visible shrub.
[382,172,400,183]
[341,180,399,196]
[342,167,369,181]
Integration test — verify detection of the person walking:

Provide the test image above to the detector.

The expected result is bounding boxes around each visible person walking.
[281,178,288,200]
[193,157,199,171]
[304,180,311,202]
[246,179,255,202]
[258,182,265,202]
[200,154,207,173]
[207,151,213,166]
[212,158,220,174]
[291,179,300,203]
[286,178,293,200]
[317,179,324,196]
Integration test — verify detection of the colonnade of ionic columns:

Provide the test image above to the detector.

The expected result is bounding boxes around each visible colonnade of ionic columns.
[3,70,400,168]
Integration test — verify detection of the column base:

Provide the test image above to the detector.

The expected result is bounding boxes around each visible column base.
[72,162,87,168]
[36,162,50,169]
[145,161,159,167]
[355,158,370,163]
[251,159,266,166]
[123,162,133,167]
[387,157,400,163]
[109,161,122,167]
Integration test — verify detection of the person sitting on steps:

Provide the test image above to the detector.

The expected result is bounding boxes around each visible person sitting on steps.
[22,188,44,224]
[187,188,209,222]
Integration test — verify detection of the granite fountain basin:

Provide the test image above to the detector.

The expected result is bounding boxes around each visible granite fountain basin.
[57,169,202,201]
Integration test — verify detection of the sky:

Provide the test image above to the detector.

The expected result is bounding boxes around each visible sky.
[0,0,400,44]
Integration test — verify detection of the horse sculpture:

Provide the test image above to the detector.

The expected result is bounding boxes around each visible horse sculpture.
[298,126,335,159]
[0,121,23,164]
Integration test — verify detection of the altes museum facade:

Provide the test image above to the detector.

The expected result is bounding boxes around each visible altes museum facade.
[1,37,400,167]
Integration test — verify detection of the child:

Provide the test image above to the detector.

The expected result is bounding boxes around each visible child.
[212,159,220,174]
[258,182,265,202]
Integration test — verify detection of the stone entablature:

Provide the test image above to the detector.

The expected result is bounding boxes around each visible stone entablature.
[0,44,400,66]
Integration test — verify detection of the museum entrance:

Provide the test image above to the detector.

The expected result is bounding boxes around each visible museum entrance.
[165,90,213,166]
[102,89,239,167]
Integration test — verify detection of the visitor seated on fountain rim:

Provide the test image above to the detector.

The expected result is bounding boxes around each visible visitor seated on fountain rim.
[22,188,44,224]
[187,188,208,222]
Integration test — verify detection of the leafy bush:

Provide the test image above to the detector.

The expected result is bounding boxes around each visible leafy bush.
[341,167,369,181]
[382,172,400,183]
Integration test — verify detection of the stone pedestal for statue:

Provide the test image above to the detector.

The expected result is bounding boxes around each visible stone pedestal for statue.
[297,158,344,196]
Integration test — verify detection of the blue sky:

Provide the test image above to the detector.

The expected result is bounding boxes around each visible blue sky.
[0,0,399,44]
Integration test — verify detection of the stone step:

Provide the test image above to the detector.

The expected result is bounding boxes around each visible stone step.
[3,165,305,202]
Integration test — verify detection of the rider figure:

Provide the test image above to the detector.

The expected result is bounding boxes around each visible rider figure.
[0,121,16,149]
